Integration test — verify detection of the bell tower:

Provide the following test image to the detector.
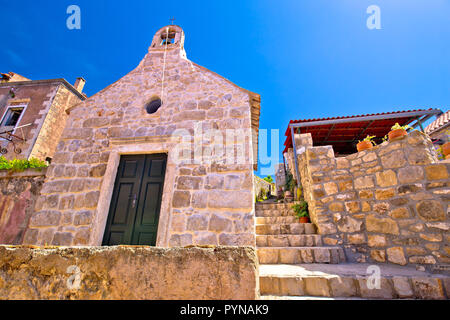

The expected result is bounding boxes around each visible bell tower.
[149,25,186,58]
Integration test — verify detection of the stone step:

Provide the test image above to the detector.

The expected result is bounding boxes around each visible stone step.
[259,263,450,299]
[257,247,345,264]
[255,209,295,217]
[256,235,323,247]
[260,295,368,300]
[256,223,316,235]
[255,202,294,210]
[256,216,298,224]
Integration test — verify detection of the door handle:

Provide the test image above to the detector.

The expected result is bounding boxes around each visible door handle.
[130,194,137,208]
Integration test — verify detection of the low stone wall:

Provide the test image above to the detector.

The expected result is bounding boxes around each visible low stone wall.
[0,169,45,245]
[0,245,259,300]
[296,130,449,270]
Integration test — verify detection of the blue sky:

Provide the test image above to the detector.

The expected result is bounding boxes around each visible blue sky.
[1,0,449,177]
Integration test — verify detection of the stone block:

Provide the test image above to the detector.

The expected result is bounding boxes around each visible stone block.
[389,207,410,219]
[176,176,202,190]
[209,214,232,232]
[168,233,193,247]
[375,170,398,187]
[387,247,407,265]
[29,211,61,227]
[304,277,331,297]
[366,214,399,235]
[375,188,395,200]
[279,277,305,296]
[409,255,437,264]
[193,232,218,245]
[411,278,445,299]
[381,150,406,168]
[329,277,357,297]
[347,233,366,244]
[279,249,301,264]
[370,249,386,262]
[358,278,394,299]
[337,216,363,233]
[258,249,278,264]
[73,211,93,226]
[392,277,414,298]
[324,182,338,195]
[172,191,191,208]
[425,164,448,180]
[354,176,375,189]
[187,214,208,231]
[398,166,424,183]
[416,200,445,221]
[51,232,73,246]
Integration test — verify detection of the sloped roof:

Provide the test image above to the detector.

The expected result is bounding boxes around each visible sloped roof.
[284,108,442,155]
[425,110,450,135]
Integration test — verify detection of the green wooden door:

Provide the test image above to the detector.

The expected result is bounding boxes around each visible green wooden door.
[102,154,167,246]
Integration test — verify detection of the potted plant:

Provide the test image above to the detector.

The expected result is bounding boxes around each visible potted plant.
[357,135,376,152]
[442,142,450,159]
[284,171,295,202]
[388,123,411,141]
[292,201,309,223]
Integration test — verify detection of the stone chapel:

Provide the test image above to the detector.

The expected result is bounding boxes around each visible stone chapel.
[23,25,261,247]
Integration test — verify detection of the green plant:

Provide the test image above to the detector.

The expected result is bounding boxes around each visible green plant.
[359,135,376,145]
[263,175,273,183]
[284,171,296,192]
[0,156,48,172]
[391,123,412,131]
[292,201,309,218]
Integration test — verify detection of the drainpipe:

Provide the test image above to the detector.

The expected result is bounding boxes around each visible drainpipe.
[290,126,301,188]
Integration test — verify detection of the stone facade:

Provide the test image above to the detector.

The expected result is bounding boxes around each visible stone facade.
[274,163,286,195]
[0,169,45,245]
[24,25,261,248]
[295,130,449,270]
[0,73,86,161]
[254,175,275,199]
[0,245,259,300]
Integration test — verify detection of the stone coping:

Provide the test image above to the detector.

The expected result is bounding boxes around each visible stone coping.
[0,167,47,178]
[0,245,259,300]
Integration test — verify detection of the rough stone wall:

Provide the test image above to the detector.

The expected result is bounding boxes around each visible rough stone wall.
[296,130,449,270]
[0,170,45,245]
[0,245,259,300]
[25,26,258,248]
[29,85,83,161]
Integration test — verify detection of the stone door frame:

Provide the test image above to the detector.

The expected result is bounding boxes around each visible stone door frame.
[91,136,181,247]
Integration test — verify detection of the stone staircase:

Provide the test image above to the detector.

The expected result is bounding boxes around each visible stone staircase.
[256,202,346,266]
[256,202,450,300]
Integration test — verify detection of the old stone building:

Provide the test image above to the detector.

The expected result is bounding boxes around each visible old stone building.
[23,25,261,248]
[0,72,86,161]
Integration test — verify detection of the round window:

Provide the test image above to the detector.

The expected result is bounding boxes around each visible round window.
[146,98,162,114]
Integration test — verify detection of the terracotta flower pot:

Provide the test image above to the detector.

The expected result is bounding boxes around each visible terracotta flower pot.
[442,142,450,157]
[299,217,310,223]
[357,140,373,152]
[388,129,407,141]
